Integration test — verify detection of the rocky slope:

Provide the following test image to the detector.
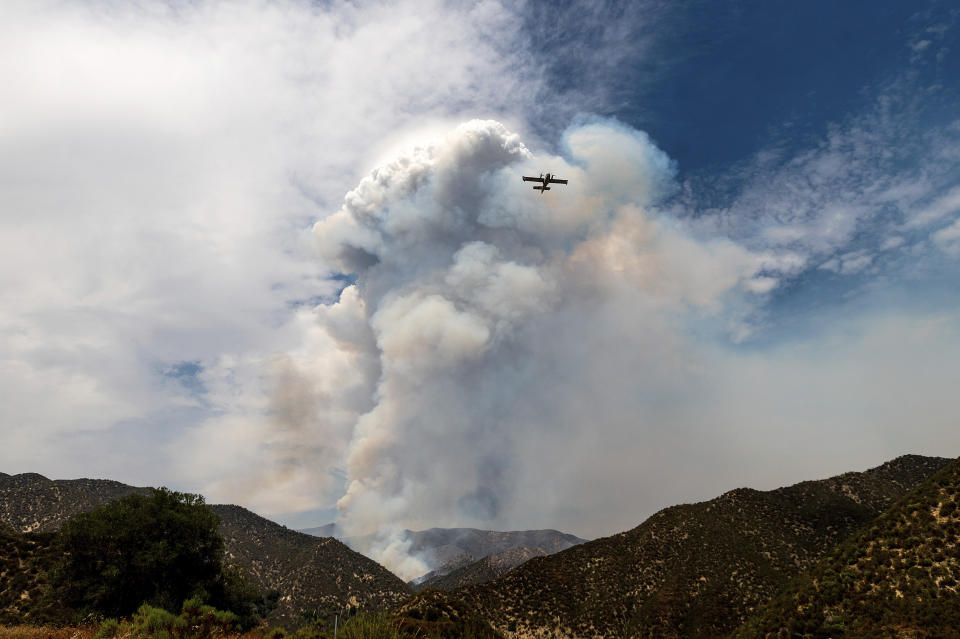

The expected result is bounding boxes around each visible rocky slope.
[0,530,61,625]
[733,457,960,638]
[212,505,410,626]
[450,455,953,639]
[392,589,503,639]
[0,473,149,533]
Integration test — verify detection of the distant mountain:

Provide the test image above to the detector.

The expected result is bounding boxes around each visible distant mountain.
[733,457,960,638]
[446,455,953,638]
[299,523,338,538]
[416,546,547,592]
[409,551,480,587]
[0,473,410,627]
[0,472,149,533]
[302,524,587,583]
[403,528,585,571]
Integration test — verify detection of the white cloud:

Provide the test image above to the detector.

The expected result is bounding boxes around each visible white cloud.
[684,82,960,287]
[743,276,779,294]
[820,249,874,275]
[881,235,906,250]
[0,0,549,488]
[906,185,960,229]
[933,217,960,255]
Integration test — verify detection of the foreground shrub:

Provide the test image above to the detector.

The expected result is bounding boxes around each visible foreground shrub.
[53,489,223,618]
[0,626,98,639]
[283,613,403,639]
[337,614,404,639]
[50,489,267,629]
[131,605,187,639]
[93,598,244,639]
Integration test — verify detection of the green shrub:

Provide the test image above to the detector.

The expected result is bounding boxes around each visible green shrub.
[180,595,240,637]
[50,488,268,629]
[131,603,187,639]
[337,613,403,639]
[290,627,323,639]
[94,598,251,639]
[52,488,223,618]
[95,618,121,639]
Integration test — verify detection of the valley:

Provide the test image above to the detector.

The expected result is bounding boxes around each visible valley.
[3,454,958,637]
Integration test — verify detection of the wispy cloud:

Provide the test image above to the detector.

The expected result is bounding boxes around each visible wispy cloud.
[677,67,960,299]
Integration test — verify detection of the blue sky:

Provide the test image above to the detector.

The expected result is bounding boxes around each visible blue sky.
[527,2,959,170]
[2,1,959,559]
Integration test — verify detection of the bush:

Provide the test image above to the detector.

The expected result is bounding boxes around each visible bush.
[93,599,248,639]
[337,613,403,639]
[94,618,121,639]
[180,596,239,637]
[50,489,270,629]
[52,488,224,618]
[205,563,277,629]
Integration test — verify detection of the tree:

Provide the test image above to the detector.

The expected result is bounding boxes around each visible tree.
[52,488,225,618]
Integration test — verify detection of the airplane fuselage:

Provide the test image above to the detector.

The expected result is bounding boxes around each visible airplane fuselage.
[521,171,568,194]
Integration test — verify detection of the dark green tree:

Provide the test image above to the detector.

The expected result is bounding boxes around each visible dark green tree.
[51,488,225,618]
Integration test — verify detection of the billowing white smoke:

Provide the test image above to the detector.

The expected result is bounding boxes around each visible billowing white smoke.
[308,119,774,578]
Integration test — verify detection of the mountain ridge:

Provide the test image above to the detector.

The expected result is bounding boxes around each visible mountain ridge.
[302,524,587,583]
[211,504,410,626]
[446,454,954,638]
[733,456,960,638]
[2,455,954,636]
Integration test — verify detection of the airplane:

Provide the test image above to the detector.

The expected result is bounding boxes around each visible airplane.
[522,172,568,194]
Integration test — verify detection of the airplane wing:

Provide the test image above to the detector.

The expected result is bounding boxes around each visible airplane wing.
[546,178,568,184]
[522,176,542,182]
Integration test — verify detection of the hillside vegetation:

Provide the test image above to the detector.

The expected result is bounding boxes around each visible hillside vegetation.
[0,475,411,629]
[0,473,148,533]
[0,530,60,625]
[4,456,957,638]
[452,455,951,638]
[212,505,410,627]
[733,457,960,638]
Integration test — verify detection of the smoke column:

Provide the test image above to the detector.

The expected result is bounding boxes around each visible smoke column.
[307,119,774,577]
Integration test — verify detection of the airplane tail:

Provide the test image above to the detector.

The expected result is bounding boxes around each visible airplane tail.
[534,186,550,191]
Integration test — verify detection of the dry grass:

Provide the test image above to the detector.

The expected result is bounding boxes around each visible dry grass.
[0,627,270,639]
[0,626,98,639]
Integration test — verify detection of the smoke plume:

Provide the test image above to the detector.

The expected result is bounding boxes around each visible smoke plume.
[301,119,775,577]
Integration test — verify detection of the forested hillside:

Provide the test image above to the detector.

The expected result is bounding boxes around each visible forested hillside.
[452,455,952,638]
[734,457,960,638]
